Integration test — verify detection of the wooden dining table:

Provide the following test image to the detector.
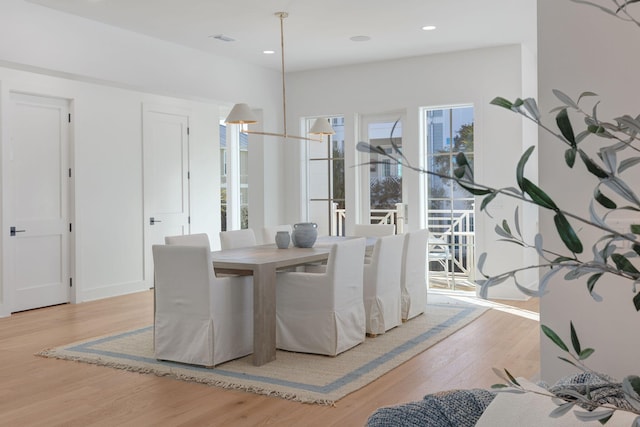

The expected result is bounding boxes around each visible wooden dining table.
[211,242,333,366]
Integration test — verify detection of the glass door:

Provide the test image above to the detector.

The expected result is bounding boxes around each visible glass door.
[220,120,249,231]
[307,117,345,236]
[359,114,405,229]
[424,105,475,291]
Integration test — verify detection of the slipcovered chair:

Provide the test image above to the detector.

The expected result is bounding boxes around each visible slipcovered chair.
[401,229,429,321]
[353,224,396,262]
[165,233,210,249]
[219,228,257,250]
[353,223,396,237]
[165,232,250,278]
[152,244,253,367]
[275,237,367,356]
[364,233,404,335]
[261,224,292,244]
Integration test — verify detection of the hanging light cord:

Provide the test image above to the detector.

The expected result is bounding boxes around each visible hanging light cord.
[226,12,328,142]
[277,12,288,137]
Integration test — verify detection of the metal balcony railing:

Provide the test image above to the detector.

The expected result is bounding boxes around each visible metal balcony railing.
[330,204,475,289]
[427,209,475,290]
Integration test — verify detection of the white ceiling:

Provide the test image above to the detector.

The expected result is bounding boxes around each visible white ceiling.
[26,0,537,72]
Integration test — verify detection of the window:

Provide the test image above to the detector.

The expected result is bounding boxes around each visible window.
[307,116,345,236]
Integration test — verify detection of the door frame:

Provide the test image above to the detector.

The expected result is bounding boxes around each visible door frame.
[1,90,76,315]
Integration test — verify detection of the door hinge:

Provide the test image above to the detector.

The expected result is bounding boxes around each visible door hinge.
[187,171,190,179]
[69,277,73,288]
[187,127,190,136]
[69,223,72,232]
[188,216,191,224]
[68,168,72,178]
[68,113,71,123]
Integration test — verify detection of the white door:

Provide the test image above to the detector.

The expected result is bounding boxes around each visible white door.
[143,107,190,282]
[6,93,71,312]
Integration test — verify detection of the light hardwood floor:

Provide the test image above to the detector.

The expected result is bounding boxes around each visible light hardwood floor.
[0,290,539,427]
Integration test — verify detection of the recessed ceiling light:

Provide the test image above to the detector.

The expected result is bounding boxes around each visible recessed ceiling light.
[350,35,371,42]
[263,50,275,55]
[210,34,235,42]
[422,25,437,31]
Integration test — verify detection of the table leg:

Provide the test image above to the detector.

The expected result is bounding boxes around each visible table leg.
[252,264,277,366]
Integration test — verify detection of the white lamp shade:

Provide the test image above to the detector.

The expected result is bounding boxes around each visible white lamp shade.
[225,103,258,124]
[309,118,335,135]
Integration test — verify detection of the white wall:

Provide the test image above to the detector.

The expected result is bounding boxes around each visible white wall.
[0,66,220,310]
[538,0,640,382]
[0,0,286,239]
[287,44,538,299]
[0,0,282,314]
[0,0,541,311]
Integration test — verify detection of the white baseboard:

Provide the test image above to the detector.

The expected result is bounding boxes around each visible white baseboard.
[78,280,150,303]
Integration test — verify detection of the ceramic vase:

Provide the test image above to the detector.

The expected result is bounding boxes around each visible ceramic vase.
[275,231,290,249]
[291,222,318,248]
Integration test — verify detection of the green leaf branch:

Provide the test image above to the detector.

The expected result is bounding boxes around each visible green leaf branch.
[570,0,640,27]
[491,323,640,424]
[357,89,640,311]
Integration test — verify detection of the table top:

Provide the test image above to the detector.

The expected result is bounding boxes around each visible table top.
[211,243,331,270]
[210,236,373,270]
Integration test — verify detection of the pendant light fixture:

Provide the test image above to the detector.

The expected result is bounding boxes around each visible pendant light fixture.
[225,12,335,142]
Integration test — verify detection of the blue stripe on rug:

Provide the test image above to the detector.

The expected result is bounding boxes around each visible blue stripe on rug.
[67,303,479,394]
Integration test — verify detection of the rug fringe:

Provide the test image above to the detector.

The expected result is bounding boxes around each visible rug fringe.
[35,349,336,406]
[35,299,486,407]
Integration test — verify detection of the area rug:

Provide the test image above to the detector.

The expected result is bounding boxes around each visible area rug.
[37,295,487,406]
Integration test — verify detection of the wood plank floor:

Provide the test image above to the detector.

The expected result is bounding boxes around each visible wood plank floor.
[0,290,539,427]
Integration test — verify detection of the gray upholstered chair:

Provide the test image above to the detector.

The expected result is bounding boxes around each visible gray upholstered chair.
[366,389,495,427]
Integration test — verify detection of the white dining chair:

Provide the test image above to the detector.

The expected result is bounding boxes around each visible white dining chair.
[165,233,211,249]
[401,229,429,321]
[219,228,257,250]
[152,244,253,367]
[352,223,396,237]
[363,233,404,336]
[261,224,292,244]
[275,237,367,356]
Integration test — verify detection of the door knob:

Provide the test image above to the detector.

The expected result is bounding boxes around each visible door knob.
[10,226,26,236]
[150,217,162,225]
